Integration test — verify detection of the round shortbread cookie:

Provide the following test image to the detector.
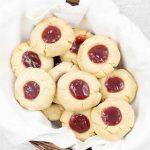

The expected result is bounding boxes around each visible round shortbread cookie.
[60,109,95,141]
[42,104,64,121]
[49,62,78,82]
[30,17,74,57]
[100,69,137,103]
[61,28,93,64]
[91,99,135,140]
[11,42,53,76]
[77,36,120,78]
[15,68,56,110]
[57,70,101,111]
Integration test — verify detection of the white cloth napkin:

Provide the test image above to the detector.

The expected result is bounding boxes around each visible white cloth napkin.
[0,0,150,150]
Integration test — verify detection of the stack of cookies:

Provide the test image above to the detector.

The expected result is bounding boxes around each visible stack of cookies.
[11,17,137,141]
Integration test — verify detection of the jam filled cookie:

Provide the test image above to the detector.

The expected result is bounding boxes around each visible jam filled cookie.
[11,42,53,76]
[61,28,93,64]
[49,62,78,82]
[42,104,64,121]
[30,17,74,57]
[60,110,95,141]
[91,99,135,140]
[57,70,101,111]
[15,68,56,110]
[100,69,137,103]
[77,36,120,78]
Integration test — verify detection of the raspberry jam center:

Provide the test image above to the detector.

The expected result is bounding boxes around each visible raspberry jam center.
[70,35,86,53]
[42,25,61,43]
[101,106,122,126]
[105,77,124,93]
[88,45,108,63]
[69,79,90,100]
[69,113,90,133]
[22,51,41,68]
[23,81,40,100]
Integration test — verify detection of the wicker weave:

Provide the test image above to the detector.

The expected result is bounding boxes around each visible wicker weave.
[30,0,80,149]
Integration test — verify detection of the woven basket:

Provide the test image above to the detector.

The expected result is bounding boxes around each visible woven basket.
[30,0,82,149]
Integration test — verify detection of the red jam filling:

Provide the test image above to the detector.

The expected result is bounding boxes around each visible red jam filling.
[42,25,61,43]
[69,79,90,100]
[101,106,122,126]
[54,56,62,66]
[69,113,90,133]
[88,45,108,63]
[70,35,87,53]
[22,51,41,68]
[23,81,40,100]
[105,77,124,93]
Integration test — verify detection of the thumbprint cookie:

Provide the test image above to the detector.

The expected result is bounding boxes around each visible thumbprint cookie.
[91,99,135,140]
[11,42,53,76]
[100,69,137,103]
[61,109,95,141]
[77,36,120,78]
[30,17,74,57]
[57,70,101,111]
[15,68,56,110]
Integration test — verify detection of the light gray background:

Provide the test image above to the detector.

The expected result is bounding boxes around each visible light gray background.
[6,0,150,149]
[114,0,150,39]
